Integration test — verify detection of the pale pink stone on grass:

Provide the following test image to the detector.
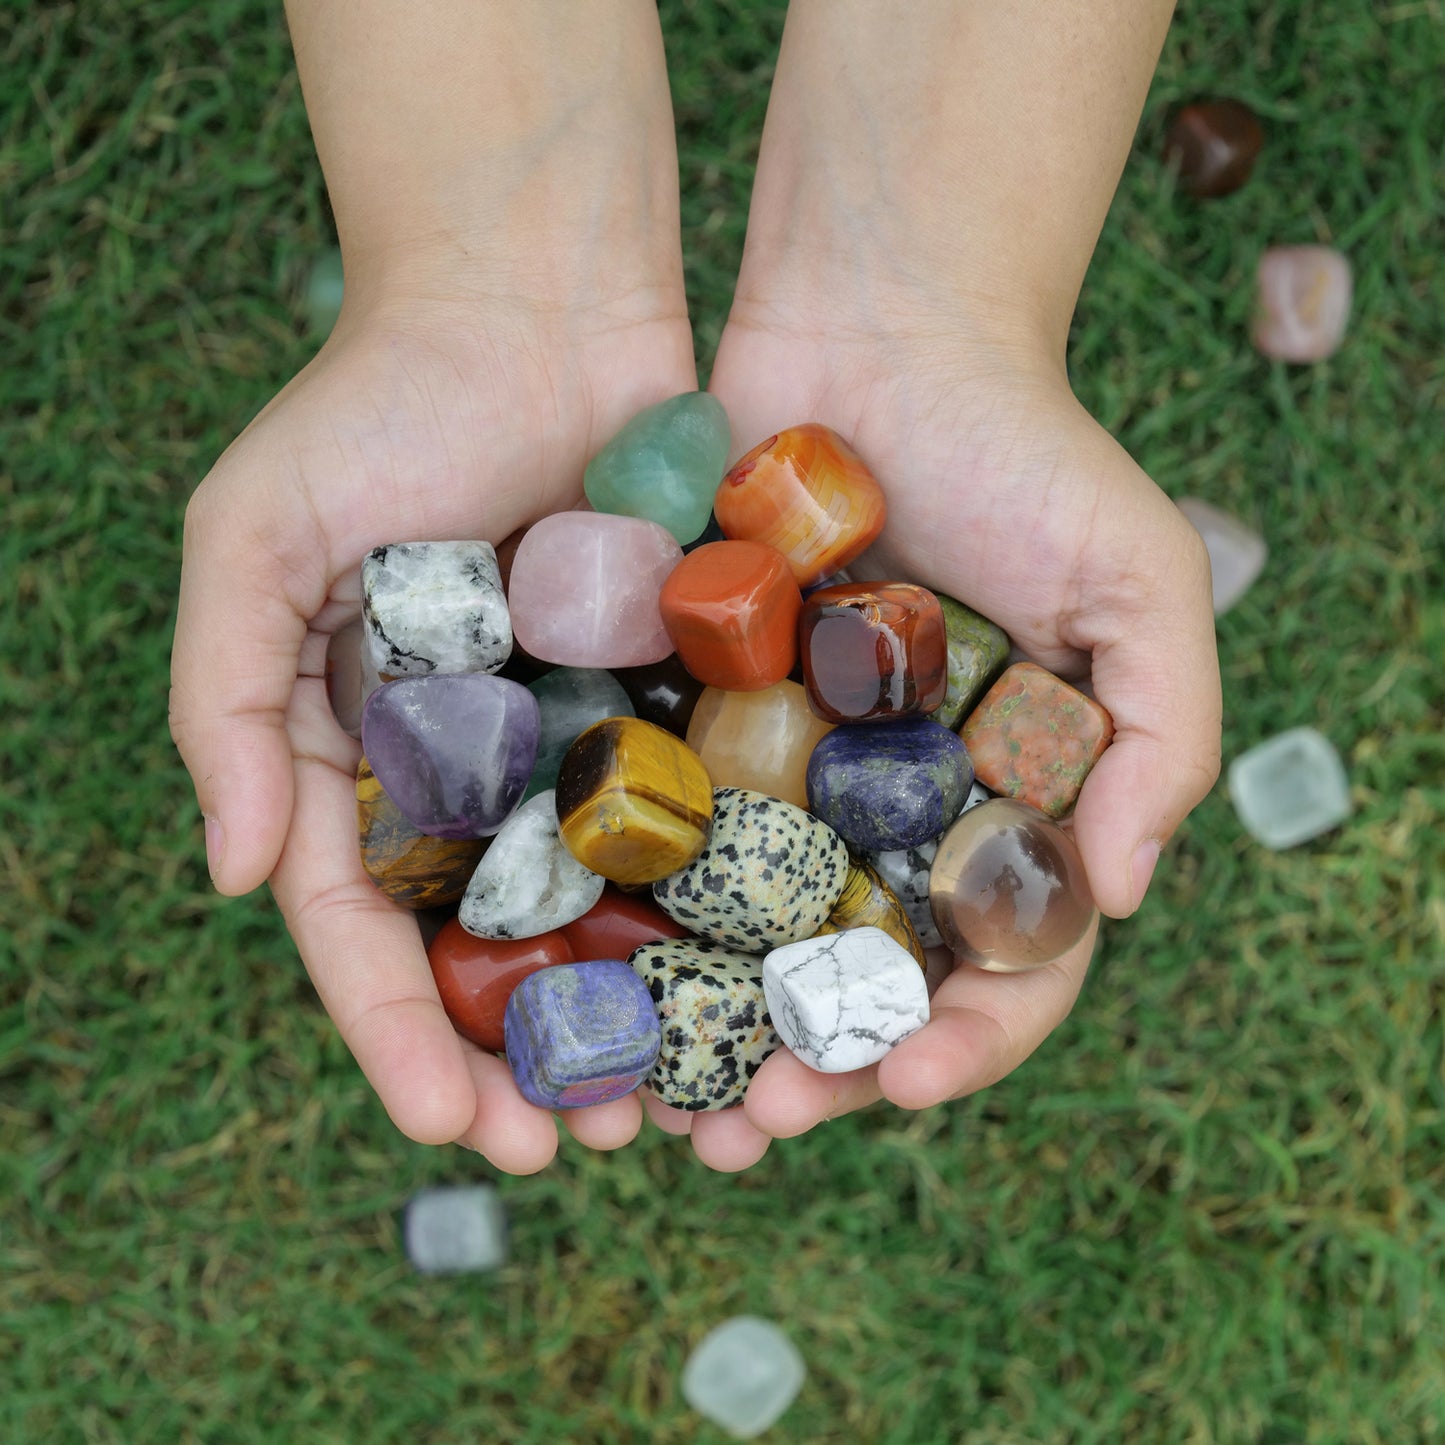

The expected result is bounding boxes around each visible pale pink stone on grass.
[1254,246,1352,363]
[1177,498,1268,615]
[508,512,683,667]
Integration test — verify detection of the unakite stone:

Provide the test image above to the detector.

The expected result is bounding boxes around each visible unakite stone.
[933,593,1011,730]
[525,667,635,800]
[584,392,731,545]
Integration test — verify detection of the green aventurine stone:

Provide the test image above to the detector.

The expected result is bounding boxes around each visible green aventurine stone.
[583,392,731,545]
[933,593,1011,730]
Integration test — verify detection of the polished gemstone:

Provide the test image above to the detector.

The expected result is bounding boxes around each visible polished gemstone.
[929,798,1096,970]
[503,960,662,1109]
[525,667,635,799]
[508,512,682,667]
[1254,246,1353,363]
[799,582,948,723]
[583,392,731,545]
[659,540,802,691]
[762,927,929,1073]
[327,615,382,740]
[682,1317,806,1440]
[1163,98,1264,198]
[806,717,973,852]
[628,938,779,1111]
[362,540,511,678]
[427,916,573,1053]
[715,424,887,587]
[562,885,691,961]
[362,674,540,839]
[458,791,606,940]
[1177,497,1268,615]
[402,1185,508,1274]
[653,787,848,954]
[356,756,488,908]
[959,662,1114,818]
[684,680,834,811]
[812,858,925,967]
[867,840,943,950]
[610,653,706,738]
[932,593,1011,730]
[555,717,713,885]
[1227,726,1351,849]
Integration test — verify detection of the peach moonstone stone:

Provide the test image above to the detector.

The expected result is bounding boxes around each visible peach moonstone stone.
[1254,245,1352,363]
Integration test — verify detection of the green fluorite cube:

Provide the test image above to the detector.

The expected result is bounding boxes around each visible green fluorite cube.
[933,593,1010,730]
[583,392,731,544]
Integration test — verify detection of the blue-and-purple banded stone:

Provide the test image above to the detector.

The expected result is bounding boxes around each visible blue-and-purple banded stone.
[805,717,973,852]
[362,674,540,839]
[502,960,662,1109]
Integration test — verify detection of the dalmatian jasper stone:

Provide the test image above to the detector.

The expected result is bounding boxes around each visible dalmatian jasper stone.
[362,541,512,678]
[628,939,780,1110]
[652,788,848,953]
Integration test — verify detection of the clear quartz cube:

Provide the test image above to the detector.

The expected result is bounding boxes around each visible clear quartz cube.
[1177,497,1268,615]
[681,1316,806,1439]
[402,1185,508,1274]
[1228,727,1352,849]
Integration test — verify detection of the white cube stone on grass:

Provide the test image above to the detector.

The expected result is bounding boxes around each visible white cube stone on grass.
[682,1316,806,1439]
[362,540,512,678]
[1228,726,1352,850]
[762,926,929,1074]
[1177,497,1268,615]
[403,1185,507,1274]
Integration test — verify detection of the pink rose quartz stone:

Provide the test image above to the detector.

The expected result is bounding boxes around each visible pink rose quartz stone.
[508,512,682,668]
[1254,246,1352,363]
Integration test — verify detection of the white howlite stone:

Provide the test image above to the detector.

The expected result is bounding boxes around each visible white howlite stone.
[362,541,512,678]
[403,1185,507,1274]
[867,840,943,949]
[1177,497,1268,615]
[459,791,605,940]
[1228,727,1351,850]
[762,926,929,1074]
[682,1316,806,1439]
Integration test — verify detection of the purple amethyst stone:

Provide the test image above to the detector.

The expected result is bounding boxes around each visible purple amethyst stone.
[362,674,540,839]
[503,961,662,1109]
[806,717,973,852]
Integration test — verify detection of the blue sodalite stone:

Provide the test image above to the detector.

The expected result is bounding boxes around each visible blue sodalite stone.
[805,717,973,852]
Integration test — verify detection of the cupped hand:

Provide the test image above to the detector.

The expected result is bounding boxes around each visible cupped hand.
[170,284,697,1173]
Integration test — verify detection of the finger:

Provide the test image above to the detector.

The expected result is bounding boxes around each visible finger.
[688,1108,773,1172]
[878,920,1095,1110]
[560,1094,644,1152]
[742,1047,882,1139]
[457,1046,560,1175]
[641,1090,697,1137]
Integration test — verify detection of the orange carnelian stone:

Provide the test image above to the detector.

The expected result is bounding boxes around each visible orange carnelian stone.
[659,540,802,691]
[958,662,1114,818]
[562,885,691,961]
[715,425,886,587]
[427,919,573,1053]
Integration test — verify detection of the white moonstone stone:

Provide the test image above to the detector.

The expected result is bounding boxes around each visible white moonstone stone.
[362,540,511,678]
[1177,497,1268,615]
[1228,727,1351,849]
[403,1185,507,1274]
[682,1316,805,1439]
[459,791,605,940]
[762,926,929,1074]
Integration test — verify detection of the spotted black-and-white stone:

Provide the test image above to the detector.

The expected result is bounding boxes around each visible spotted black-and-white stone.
[866,839,944,949]
[362,541,511,678]
[652,788,848,954]
[628,938,780,1110]
[762,926,930,1074]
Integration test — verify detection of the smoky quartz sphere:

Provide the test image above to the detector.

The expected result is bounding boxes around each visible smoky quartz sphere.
[928,799,1096,971]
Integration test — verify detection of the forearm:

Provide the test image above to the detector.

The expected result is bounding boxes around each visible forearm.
[285,0,683,309]
[742,0,1175,356]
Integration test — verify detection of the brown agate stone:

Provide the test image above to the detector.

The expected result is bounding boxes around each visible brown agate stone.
[929,799,1095,972]
[1163,99,1264,199]
[813,858,926,967]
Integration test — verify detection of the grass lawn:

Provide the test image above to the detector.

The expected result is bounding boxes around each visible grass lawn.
[3,1,1443,1441]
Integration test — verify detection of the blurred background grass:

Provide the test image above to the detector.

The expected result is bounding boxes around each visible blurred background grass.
[3,2,1443,1441]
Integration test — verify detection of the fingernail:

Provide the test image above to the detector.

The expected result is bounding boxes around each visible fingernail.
[1130,838,1161,914]
[204,815,225,880]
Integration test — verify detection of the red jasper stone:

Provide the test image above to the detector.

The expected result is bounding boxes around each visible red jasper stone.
[561,885,691,961]
[1163,99,1264,199]
[799,582,948,723]
[427,919,573,1053]
[659,540,802,691]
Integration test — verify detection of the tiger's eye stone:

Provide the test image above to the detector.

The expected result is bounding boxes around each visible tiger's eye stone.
[959,662,1114,819]
[659,540,802,691]
[562,885,691,960]
[684,680,834,811]
[555,717,713,885]
[357,757,488,908]
[427,917,574,1053]
[812,859,925,967]
[610,653,706,738]
[1163,98,1264,199]
[933,593,1011,730]
[1254,245,1353,364]
[929,799,1095,971]
[715,424,886,587]
[799,582,948,723]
